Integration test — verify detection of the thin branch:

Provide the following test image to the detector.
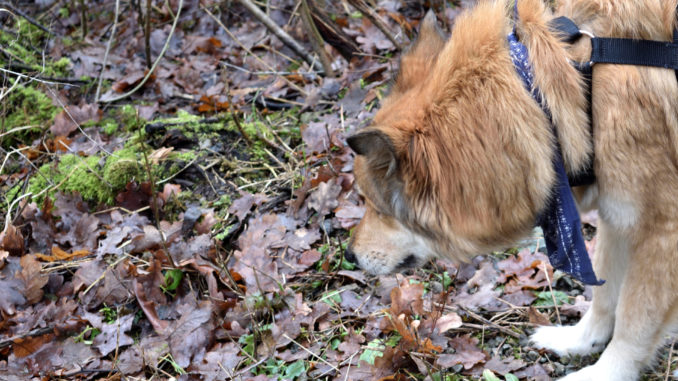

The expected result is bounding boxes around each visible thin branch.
[79,0,87,37]
[235,0,323,71]
[300,0,335,77]
[346,0,404,50]
[99,0,183,103]
[0,327,54,350]
[0,2,54,35]
[144,0,152,69]
[95,0,120,101]
[201,3,308,96]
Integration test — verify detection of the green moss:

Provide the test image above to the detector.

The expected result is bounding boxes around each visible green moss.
[16,20,44,47]
[62,155,109,202]
[2,83,58,147]
[50,57,71,77]
[6,84,57,126]
[117,104,145,131]
[25,145,157,206]
[102,119,119,135]
[27,154,110,205]
[103,148,142,191]
[0,20,47,68]
[171,150,197,162]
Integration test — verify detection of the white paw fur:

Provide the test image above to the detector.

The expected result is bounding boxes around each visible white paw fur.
[530,312,612,356]
[557,344,639,381]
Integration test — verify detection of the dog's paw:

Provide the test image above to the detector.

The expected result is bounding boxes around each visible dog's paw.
[530,324,607,356]
[558,365,602,381]
[557,349,639,381]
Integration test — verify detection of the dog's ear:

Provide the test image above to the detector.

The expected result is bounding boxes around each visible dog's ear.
[347,128,398,176]
[395,10,447,92]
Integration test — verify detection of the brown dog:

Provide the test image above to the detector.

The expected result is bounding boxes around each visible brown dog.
[346,0,678,379]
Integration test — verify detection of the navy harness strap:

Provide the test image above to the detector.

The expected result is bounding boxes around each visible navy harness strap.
[551,14,678,71]
[549,11,678,186]
[550,16,582,44]
[590,38,678,68]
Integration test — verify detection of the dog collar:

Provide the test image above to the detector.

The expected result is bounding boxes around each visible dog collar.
[508,31,604,286]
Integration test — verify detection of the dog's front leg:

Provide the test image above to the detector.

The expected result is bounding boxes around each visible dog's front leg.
[557,227,678,381]
[531,220,628,357]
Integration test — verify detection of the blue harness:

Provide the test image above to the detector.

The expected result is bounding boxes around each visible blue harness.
[507,32,604,286]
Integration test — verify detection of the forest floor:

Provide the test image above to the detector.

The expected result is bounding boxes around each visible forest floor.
[0,0,676,380]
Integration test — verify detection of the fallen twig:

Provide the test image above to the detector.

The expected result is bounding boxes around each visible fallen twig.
[201,3,308,96]
[300,0,335,77]
[459,306,523,339]
[235,0,324,72]
[99,0,182,103]
[0,2,54,35]
[95,0,120,101]
[0,326,53,349]
[346,0,404,50]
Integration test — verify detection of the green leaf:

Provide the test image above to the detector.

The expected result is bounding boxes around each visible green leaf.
[359,340,385,365]
[482,369,501,381]
[340,258,356,270]
[534,290,569,307]
[163,269,184,292]
[320,290,342,305]
[505,374,519,381]
[442,271,453,289]
[385,334,401,347]
[284,360,306,379]
[238,334,255,357]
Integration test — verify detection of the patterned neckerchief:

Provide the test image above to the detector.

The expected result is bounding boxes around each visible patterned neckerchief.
[508,31,604,286]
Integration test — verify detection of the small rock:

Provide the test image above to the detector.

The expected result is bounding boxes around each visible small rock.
[554,363,565,376]
[526,350,539,361]
[452,364,464,373]
[430,281,443,293]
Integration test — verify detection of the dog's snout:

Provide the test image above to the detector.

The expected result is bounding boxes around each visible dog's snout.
[344,246,358,265]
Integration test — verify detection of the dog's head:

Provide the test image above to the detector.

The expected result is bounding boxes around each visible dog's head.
[345,2,559,275]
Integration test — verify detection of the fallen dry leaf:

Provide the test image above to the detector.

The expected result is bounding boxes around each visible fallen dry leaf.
[390,281,425,316]
[50,104,102,136]
[18,254,49,304]
[1,224,24,257]
[435,312,463,333]
[436,334,487,370]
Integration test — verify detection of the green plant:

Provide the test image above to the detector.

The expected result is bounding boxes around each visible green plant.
[72,325,100,345]
[158,353,186,375]
[533,290,569,307]
[161,269,184,296]
[359,339,385,365]
[100,305,117,323]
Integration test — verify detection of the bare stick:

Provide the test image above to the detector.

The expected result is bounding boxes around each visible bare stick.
[201,3,308,96]
[79,0,87,37]
[542,262,561,325]
[99,0,182,103]
[0,2,54,35]
[346,0,404,50]
[145,0,152,68]
[95,0,120,101]
[235,0,323,71]
[300,0,335,77]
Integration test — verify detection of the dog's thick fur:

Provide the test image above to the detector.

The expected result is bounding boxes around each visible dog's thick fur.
[346,0,678,379]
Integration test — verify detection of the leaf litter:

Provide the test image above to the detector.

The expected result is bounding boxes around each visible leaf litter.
[1,1,673,380]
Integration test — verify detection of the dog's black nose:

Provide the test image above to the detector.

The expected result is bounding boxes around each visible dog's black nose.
[344,246,357,265]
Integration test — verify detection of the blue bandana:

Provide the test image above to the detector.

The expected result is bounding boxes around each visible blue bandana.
[508,32,604,286]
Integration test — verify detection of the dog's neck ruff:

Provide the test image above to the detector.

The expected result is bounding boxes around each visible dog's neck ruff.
[508,31,605,286]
